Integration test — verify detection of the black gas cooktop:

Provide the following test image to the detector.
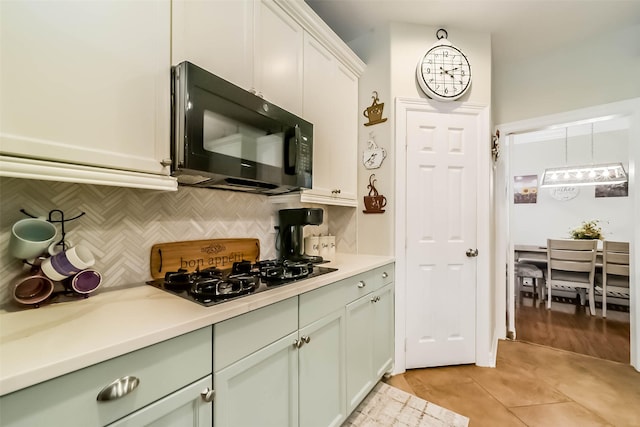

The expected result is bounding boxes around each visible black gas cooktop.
[147,259,337,306]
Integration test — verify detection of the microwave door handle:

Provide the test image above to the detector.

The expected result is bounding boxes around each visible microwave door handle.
[284,125,300,175]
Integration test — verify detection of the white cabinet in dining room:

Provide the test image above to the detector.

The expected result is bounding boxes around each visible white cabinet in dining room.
[0,0,176,190]
[301,33,359,206]
[345,281,395,413]
[172,0,303,116]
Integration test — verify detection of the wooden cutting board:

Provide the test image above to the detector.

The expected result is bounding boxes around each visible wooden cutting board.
[149,238,260,280]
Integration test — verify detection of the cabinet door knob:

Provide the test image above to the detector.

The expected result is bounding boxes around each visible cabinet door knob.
[96,376,140,401]
[466,248,479,257]
[200,387,215,402]
[293,339,301,348]
[357,281,366,289]
[160,159,172,167]
[302,335,311,344]
[382,272,388,279]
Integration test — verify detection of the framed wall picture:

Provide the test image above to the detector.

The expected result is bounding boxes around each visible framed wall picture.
[595,182,628,198]
[514,175,538,204]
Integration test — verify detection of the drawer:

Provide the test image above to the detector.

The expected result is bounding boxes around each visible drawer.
[342,264,395,305]
[214,296,298,371]
[299,263,395,327]
[299,278,348,327]
[0,326,212,427]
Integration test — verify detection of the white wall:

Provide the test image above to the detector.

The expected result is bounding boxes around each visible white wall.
[493,24,640,124]
[350,23,492,256]
[511,124,632,246]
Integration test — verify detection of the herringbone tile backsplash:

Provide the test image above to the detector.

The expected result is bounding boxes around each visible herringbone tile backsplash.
[0,177,356,306]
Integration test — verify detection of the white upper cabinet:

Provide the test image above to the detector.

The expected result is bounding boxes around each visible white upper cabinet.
[171,0,253,91]
[174,0,364,206]
[0,0,176,190]
[301,33,359,206]
[172,0,303,116]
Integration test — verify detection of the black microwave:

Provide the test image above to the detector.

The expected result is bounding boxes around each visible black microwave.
[171,61,313,194]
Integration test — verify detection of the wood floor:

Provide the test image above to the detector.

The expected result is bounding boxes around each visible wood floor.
[515,291,630,363]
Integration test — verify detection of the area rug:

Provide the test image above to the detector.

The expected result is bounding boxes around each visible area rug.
[344,382,469,427]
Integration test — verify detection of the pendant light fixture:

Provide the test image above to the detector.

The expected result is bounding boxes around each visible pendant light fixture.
[540,123,628,188]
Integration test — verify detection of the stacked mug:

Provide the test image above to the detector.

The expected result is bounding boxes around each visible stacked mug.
[304,234,335,261]
[9,218,102,307]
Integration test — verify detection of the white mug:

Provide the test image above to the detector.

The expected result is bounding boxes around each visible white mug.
[319,236,332,260]
[304,236,320,257]
[8,218,58,260]
[41,245,95,281]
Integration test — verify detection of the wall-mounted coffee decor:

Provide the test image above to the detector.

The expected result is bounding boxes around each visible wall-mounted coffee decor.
[363,174,387,214]
[362,132,387,169]
[363,91,387,126]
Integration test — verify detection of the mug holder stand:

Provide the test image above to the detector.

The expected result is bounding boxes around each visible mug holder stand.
[19,208,86,257]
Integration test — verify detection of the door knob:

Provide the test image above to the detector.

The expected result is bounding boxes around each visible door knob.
[466,248,479,257]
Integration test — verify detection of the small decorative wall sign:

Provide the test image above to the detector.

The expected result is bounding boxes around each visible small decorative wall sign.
[363,91,387,126]
[363,174,387,214]
[513,175,538,204]
[550,186,579,201]
[362,132,387,169]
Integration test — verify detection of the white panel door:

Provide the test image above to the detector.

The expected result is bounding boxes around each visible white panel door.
[404,108,478,368]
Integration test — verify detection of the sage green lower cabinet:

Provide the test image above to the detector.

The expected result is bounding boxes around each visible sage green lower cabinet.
[346,283,395,413]
[107,375,213,426]
[0,326,212,427]
[211,264,394,427]
[298,308,346,427]
[214,331,299,427]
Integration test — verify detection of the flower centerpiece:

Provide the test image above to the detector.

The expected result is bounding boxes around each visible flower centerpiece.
[569,220,604,240]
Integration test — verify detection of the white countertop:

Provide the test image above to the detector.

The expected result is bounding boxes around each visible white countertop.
[0,253,394,396]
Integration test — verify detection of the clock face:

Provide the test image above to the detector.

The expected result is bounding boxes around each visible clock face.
[416,44,472,101]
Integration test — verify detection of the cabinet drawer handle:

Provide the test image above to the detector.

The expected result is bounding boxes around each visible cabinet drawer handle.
[96,376,140,401]
[382,272,388,279]
[357,281,366,289]
[201,387,215,402]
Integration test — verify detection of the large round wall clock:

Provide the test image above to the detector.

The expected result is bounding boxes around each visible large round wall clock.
[416,29,472,101]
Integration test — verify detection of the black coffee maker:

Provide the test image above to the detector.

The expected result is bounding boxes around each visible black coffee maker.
[278,208,323,263]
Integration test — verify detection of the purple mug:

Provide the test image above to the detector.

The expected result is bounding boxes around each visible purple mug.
[71,269,102,294]
[41,245,95,281]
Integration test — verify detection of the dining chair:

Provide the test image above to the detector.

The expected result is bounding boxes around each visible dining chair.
[596,241,630,318]
[515,262,545,301]
[546,239,598,315]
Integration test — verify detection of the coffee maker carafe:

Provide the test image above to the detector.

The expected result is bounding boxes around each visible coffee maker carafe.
[278,208,323,263]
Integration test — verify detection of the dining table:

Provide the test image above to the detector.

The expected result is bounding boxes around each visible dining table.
[514,244,604,267]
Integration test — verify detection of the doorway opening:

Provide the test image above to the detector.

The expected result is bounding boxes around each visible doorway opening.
[496,98,639,368]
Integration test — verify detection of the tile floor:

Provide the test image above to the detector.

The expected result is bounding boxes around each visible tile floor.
[386,340,640,427]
